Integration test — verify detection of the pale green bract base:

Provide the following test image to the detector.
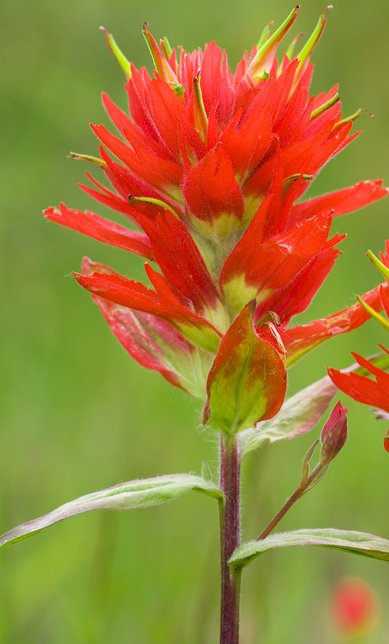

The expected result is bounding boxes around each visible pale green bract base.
[0,474,222,551]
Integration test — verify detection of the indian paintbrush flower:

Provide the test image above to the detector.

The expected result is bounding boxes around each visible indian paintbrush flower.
[44,7,388,436]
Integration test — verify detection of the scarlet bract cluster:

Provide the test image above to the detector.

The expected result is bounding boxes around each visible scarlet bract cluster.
[45,7,387,433]
[329,243,389,450]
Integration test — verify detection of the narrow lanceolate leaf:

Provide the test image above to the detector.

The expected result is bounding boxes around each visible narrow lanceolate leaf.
[203,303,286,435]
[240,351,389,458]
[229,529,389,570]
[0,474,222,552]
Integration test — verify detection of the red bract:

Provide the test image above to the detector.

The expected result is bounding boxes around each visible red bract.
[45,8,387,426]
[329,351,389,414]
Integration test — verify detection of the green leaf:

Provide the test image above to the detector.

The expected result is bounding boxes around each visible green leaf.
[0,474,222,551]
[240,351,389,459]
[229,529,389,569]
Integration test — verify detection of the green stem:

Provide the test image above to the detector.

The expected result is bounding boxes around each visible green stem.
[219,436,241,644]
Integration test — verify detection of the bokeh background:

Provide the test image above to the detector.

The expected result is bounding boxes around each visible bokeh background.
[1,0,388,642]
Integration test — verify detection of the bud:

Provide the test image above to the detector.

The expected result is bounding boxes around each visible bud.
[331,577,380,639]
[320,402,348,464]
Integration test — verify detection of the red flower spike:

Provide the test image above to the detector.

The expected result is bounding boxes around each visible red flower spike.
[320,401,348,464]
[46,14,388,402]
[203,302,286,435]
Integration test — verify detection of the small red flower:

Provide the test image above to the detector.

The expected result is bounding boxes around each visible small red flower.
[331,578,379,638]
[45,8,387,429]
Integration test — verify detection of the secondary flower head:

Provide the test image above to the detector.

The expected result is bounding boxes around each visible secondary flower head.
[329,242,389,450]
[45,7,387,434]
[331,578,380,639]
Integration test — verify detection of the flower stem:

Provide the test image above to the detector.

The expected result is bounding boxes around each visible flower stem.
[257,486,304,541]
[257,461,325,541]
[219,436,241,644]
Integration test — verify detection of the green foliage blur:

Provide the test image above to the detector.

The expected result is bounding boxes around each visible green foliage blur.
[1,0,388,641]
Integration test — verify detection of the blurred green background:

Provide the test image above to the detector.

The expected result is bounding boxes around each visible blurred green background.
[1,0,388,642]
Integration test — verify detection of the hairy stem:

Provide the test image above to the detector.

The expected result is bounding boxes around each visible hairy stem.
[219,436,241,644]
[257,486,304,541]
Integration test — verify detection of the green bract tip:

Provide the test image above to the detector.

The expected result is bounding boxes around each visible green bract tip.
[366,250,389,281]
[296,5,332,73]
[68,152,106,166]
[248,5,300,79]
[128,195,179,219]
[100,26,132,79]
[256,21,274,50]
[311,92,340,120]
[356,295,389,332]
